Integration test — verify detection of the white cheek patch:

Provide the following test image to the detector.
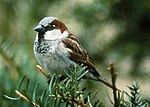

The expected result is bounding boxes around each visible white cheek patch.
[44,30,69,41]
[60,31,69,39]
[44,29,61,40]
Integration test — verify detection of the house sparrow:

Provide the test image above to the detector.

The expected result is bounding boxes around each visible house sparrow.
[33,17,114,89]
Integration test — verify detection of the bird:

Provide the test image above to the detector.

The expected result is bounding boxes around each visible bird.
[33,16,114,89]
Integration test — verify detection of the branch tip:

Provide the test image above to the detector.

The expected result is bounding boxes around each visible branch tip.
[36,65,49,79]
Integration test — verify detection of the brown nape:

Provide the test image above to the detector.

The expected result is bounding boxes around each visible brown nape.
[51,19,68,33]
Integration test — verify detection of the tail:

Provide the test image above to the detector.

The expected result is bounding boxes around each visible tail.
[96,76,120,91]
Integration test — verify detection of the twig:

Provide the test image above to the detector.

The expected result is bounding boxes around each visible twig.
[108,63,119,107]
[15,90,39,107]
[67,97,86,107]
[36,65,49,79]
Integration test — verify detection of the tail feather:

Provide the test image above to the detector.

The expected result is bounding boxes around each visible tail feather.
[96,76,120,91]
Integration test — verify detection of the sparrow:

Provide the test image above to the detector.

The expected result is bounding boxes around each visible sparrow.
[33,17,114,89]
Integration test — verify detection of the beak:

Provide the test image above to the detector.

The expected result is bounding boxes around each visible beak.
[33,25,46,33]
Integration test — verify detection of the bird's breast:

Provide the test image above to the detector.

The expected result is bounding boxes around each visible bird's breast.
[34,39,76,77]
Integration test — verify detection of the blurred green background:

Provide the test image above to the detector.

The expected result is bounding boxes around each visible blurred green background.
[0,0,150,106]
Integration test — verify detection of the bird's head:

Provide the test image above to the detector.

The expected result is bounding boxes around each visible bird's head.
[33,17,68,40]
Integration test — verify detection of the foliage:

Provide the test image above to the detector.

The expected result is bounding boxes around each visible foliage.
[118,82,149,107]
[4,65,103,107]
[4,64,150,107]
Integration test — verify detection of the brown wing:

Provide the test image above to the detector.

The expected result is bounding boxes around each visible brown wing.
[62,34,100,77]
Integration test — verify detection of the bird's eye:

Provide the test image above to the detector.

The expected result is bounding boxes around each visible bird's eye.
[45,23,55,31]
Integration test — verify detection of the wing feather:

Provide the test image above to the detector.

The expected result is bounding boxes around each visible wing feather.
[62,34,100,77]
